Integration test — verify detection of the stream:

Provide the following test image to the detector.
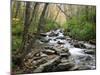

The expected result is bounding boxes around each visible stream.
[24,29,96,73]
[40,29,96,70]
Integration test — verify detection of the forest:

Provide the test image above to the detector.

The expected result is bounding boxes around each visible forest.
[12,0,96,74]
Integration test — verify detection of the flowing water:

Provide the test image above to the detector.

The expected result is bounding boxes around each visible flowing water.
[39,29,96,70]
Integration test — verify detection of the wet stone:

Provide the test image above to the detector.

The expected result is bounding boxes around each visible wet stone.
[48,32,58,37]
[59,53,70,58]
[40,33,47,37]
[84,49,95,55]
[42,49,56,55]
[89,40,96,45]
[73,42,86,48]
[56,36,66,40]
[62,48,69,52]
[57,41,65,44]
[60,58,69,63]
[23,29,96,72]
[53,62,75,71]
[69,65,80,70]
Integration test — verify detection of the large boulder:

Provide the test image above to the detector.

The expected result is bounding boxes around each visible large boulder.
[52,55,75,71]
[89,39,96,45]
[69,65,80,70]
[83,55,93,61]
[84,43,96,49]
[60,56,74,63]
[73,42,86,48]
[84,49,95,55]
[33,56,60,72]
[77,65,92,70]
[53,62,75,71]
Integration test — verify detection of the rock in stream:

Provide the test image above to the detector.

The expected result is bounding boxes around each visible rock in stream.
[23,29,96,73]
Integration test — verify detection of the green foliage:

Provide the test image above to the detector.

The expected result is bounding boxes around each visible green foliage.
[45,19,60,31]
[12,36,22,51]
[12,18,23,35]
[12,18,23,51]
[60,22,68,30]
[63,6,96,41]
[65,15,96,41]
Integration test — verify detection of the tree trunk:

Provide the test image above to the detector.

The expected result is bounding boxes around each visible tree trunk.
[14,1,21,18]
[37,3,49,34]
[15,2,31,65]
[54,8,60,21]
[29,3,40,25]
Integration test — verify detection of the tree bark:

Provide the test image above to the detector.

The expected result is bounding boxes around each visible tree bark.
[14,1,21,18]
[37,3,49,34]
[29,3,40,25]
[16,2,31,63]
[54,8,60,21]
